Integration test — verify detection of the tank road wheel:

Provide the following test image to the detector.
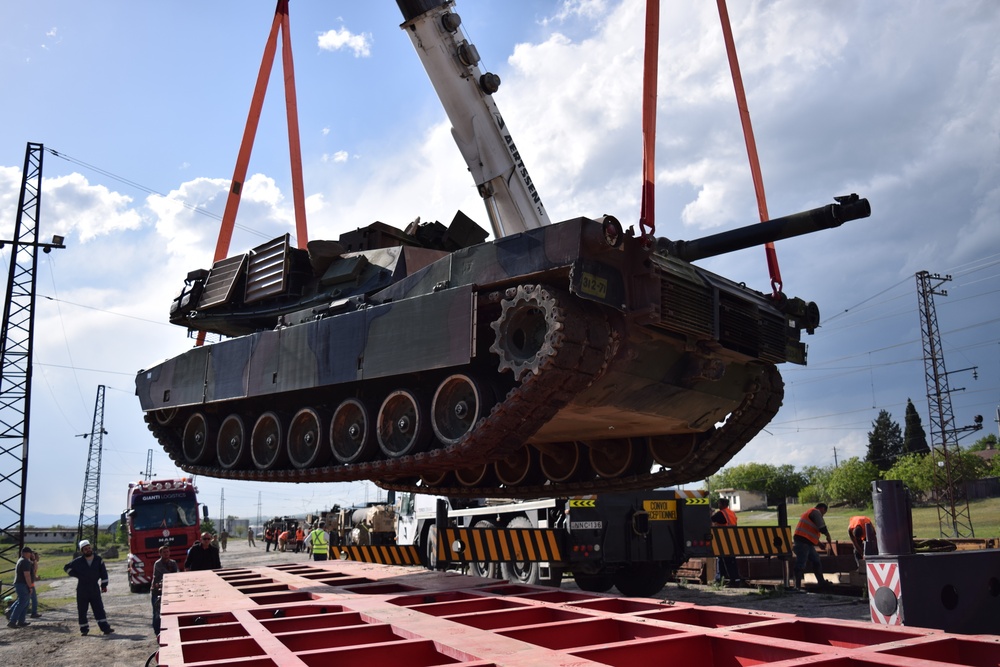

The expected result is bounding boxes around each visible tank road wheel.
[431,374,493,446]
[330,399,376,464]
[377,389,431,458]
[573,572,615,593]
[538,442,591,484]
[648,433,701,468]
[455,462,498,488]
[154,407,179,426]
[182,413,215,465]
[288,407,330,469]
[613,563,671,598]
[494,446,545,487]
[251,411,287,470]
[490,284,564,381]
[588,438,653,479]
[217,415,250,470]
[420,469,454,488]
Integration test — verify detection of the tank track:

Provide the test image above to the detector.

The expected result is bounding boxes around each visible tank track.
[143,283,783,499]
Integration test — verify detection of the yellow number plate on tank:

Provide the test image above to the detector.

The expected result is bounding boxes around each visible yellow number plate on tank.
[643,500,677,521]
[580,272,608,299]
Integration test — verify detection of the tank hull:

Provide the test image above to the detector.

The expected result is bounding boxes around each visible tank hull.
[137,215,789,498]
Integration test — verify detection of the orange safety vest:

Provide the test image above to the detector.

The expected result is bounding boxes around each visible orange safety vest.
[296,528,304,542]
[849,515,873,537]
[722,507,738,526]
[794,508,823,545]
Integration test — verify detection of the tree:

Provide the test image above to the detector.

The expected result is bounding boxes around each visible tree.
[827,457,880,506]
[867,409,904,471]
[201,517,216,535]
[708,462,805,504]
[883,453,935,500]
[800,465,834,499]
[903,398,930,455]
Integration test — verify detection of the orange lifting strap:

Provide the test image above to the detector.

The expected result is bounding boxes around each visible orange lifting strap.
[717,0,783,296]
[638,0,659,244]
[199,0,309,347]
[640,0,783,295]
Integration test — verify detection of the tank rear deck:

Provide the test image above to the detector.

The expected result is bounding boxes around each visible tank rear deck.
[156,559,998,666]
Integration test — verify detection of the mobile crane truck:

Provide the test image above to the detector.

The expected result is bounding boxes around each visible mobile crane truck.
[375,489,713,598]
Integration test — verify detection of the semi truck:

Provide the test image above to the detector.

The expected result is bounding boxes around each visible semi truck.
[394,489,712,597]
[122,478,206,592]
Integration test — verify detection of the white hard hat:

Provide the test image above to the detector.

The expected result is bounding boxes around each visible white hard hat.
[79,540,91,549]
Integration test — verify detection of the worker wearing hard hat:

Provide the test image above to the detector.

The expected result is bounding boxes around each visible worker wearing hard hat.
[63,540,115,635]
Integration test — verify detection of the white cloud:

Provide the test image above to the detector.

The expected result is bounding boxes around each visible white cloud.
[41,173,144,242]
[317,26,372,58]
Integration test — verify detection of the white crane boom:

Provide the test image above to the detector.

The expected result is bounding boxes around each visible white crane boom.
[397,0,550,237]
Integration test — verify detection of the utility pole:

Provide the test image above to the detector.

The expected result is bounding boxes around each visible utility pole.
[916,271,983,538]
[76,385,109,550]
[256,491,262,537]
[0,142,66,597]
[219,488,225,533]
[142,449,154,481]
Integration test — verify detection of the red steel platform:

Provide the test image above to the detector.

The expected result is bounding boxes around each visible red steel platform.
[156,560,1000,666]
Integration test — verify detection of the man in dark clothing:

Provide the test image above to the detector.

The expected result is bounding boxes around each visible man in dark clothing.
[185,532,222,571]
[151,545,179,635]
[7,546,35,628]
[63,540,114,635]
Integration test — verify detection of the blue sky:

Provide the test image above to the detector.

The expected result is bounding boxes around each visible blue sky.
[1,0,997,525]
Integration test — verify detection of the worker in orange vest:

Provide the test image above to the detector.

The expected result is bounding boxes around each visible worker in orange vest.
[295,526,305,553]
[793,503,832,590]
[264,526,275,552]
[711,498,741,586]
[848,515,877,573]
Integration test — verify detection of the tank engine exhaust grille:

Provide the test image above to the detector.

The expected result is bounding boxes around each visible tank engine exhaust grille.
[654,272,714,339]
[718,293,787,363]
[653,268,788,363]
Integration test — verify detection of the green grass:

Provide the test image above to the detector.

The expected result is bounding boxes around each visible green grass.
[739,497,1000,539]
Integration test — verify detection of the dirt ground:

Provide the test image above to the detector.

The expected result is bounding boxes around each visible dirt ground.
[0,540,870,666]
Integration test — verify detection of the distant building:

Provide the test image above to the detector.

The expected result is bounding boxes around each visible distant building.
[23,529,78,543]
[715,488,768,512]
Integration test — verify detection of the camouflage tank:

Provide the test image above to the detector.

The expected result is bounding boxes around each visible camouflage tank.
[136,197,869,499]
[136,0,871,498]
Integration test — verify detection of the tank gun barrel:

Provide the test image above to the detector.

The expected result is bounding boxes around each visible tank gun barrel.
[659,194,870,262]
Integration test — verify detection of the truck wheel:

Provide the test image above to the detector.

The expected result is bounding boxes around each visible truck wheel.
[572,572,614,593]
[470,520,498,579]
[500,516,540,585]
[613,563,670,598]
[129,582,149,594]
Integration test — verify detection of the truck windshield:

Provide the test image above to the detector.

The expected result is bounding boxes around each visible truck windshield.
[131,496,199,531]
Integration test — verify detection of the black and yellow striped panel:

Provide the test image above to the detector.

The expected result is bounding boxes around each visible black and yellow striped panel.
[439,528,564,563]
[712,526,792,557]
[331,545,422,566]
